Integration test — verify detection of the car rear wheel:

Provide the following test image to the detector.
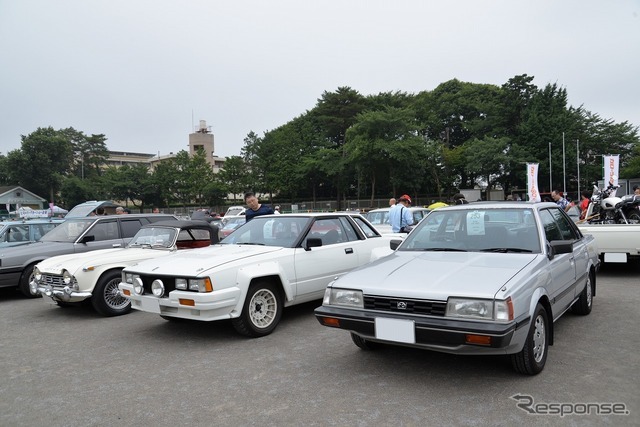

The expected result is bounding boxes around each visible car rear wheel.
[351,333,380,350]
[232,281,282,337]
[511,303,548,375]
[91,270,131,316]
[572,272,593,315]
[18,264,40,298]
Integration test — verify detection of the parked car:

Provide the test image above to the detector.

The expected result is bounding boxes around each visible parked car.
[0,218,64,248]
[220,216,246,238]
[364,207,430,234]
[119,213,394,337]
[315,202,600,375]
[0,213,176,297]
[224,205,246,217]
[30,220,216,316]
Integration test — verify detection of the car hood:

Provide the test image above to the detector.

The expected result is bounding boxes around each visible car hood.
[333,251,540,300]
[0,241,73,261]
[36,247,175,274]
[125,244,284,276]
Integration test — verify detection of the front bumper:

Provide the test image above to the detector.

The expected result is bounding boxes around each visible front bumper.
[119,282,241,321]
[315,305,530,355]
[30,280,93,302]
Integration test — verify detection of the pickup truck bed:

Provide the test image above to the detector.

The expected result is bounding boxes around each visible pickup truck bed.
[577,223,640,263]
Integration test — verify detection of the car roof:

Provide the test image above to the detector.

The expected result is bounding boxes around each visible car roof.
[366,207,429,212]
[0,218,64,225]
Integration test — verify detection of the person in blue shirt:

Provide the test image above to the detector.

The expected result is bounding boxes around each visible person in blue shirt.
[244,192,275,221]
[551,190,570,212]
[389,194,414,233]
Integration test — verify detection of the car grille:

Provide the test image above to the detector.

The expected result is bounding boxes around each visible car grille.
[137,275,177,297]
[40,274,77,289]
[363,295,446,316]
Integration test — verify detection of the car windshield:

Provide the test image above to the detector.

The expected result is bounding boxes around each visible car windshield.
[221,216,311,248]
[128,227,178,248]
[40,219,95,242]
[400,208,541,253]
[222,217,246,229]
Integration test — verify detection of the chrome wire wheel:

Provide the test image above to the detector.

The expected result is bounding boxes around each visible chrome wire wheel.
[532,314,546,363]
[103,277,129,310]
[248,288,278,328]
[585,276,593,308]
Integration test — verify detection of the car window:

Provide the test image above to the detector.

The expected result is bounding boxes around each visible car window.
[120,219,144,238]
[5,225,28,242]
[41,219,94,242]
[351,217,380,238]
[222,216,308,248]
[33,223,57,240]
[338,217,360,242]
[301,218,347,247]
[130,227,177,248]
[88,220,119,241]
[539,209,563,241]
[548,208,578,240]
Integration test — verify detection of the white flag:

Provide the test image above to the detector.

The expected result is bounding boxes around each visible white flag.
[603,155,619,195]
[527,163,541,202]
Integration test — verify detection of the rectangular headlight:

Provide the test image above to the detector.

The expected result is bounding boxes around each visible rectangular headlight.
[188,278,213,293]
[122,272,140,284]
[175,278,188,290]
[324,288,363,308]
[446,298,494,320]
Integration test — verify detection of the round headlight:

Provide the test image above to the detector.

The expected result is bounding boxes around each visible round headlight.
[151,279,165,297]
[133,277,144,295]
[33,267,42,281]
[62,270,73,285]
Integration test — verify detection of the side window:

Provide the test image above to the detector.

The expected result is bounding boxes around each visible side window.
[352,217,379,238]
[120,219,144,238]
[339,217,359,242]
[549,209,578,240]
[88,220,118,241]
[539,210,563,241]
[303,218,345,246]
[8,225,28,242]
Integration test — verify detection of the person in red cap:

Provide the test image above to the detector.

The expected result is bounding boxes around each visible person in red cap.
[389,194,414,233]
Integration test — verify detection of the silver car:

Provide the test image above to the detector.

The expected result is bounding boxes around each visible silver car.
[315,202,600,375]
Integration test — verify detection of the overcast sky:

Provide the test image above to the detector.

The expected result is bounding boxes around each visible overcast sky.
[1,0,639,159]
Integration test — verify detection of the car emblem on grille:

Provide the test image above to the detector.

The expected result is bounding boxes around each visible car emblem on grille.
[397,301,408,309]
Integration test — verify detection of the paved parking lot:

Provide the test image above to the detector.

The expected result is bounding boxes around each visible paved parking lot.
[1,262,638,426]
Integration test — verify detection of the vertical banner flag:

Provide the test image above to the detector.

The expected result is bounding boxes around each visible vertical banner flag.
[603,154,620,195]
[527,163,541,202]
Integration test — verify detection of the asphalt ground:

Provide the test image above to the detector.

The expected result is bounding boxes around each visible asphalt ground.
[1,261,638,427]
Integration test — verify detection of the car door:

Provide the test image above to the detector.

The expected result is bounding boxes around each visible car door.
[74,219,122,253]
[539,208,577,318]
[549,208,589,299]
[294,217,360,301]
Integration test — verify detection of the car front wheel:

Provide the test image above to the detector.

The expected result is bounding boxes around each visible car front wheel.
[91,270,131,316]
[511,303,549,375]
[351,333,380,350]
[19,264,40,298]
[232,282,282,337]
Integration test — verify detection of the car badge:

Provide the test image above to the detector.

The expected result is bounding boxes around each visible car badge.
[397,301,408,310]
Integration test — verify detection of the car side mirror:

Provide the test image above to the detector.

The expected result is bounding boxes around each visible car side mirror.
[80,235,95,244]
[547,240,573,258]
[390,239,402,250]
[305,238,323,251]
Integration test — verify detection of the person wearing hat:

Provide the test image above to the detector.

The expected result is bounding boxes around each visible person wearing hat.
[389,194,414,233]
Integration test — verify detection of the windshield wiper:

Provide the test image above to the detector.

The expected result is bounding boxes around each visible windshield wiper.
[418,248,468,252]
[236,242,265,246]
[480,248,533,253]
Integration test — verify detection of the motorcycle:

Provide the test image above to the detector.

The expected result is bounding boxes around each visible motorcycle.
[583,182,638,224]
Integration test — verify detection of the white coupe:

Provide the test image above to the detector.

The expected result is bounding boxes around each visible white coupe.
[119,213,392,337]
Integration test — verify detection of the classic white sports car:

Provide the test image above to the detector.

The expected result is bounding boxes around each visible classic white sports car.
[315,202,600,375]
[30,220,216,316]
[119,213,392,337]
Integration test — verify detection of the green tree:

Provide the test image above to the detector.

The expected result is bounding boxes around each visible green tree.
[217,156,248,201]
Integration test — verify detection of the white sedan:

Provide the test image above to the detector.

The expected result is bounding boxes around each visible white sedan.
[119,213,392,337]
[31,220,215,316]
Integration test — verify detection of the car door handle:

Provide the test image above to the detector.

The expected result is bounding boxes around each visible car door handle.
[345,248,353,254]
[112,244,122,248]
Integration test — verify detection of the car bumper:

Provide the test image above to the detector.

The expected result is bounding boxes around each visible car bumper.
[119,283,241,321]
[31,281,93,302]
[315,305,530,355]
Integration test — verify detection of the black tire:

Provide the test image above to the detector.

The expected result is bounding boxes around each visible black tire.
[627,212,640,224]
[232,281,282,337]
[18,264,40,298]
[91,270,131,317]
[511,303,549,375]
[572,272,594,315]
[351,333,380,350]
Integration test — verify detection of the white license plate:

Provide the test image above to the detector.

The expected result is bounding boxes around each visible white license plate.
[375,317,415,344]
[604,253,627,263]
[139,297,161,314]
